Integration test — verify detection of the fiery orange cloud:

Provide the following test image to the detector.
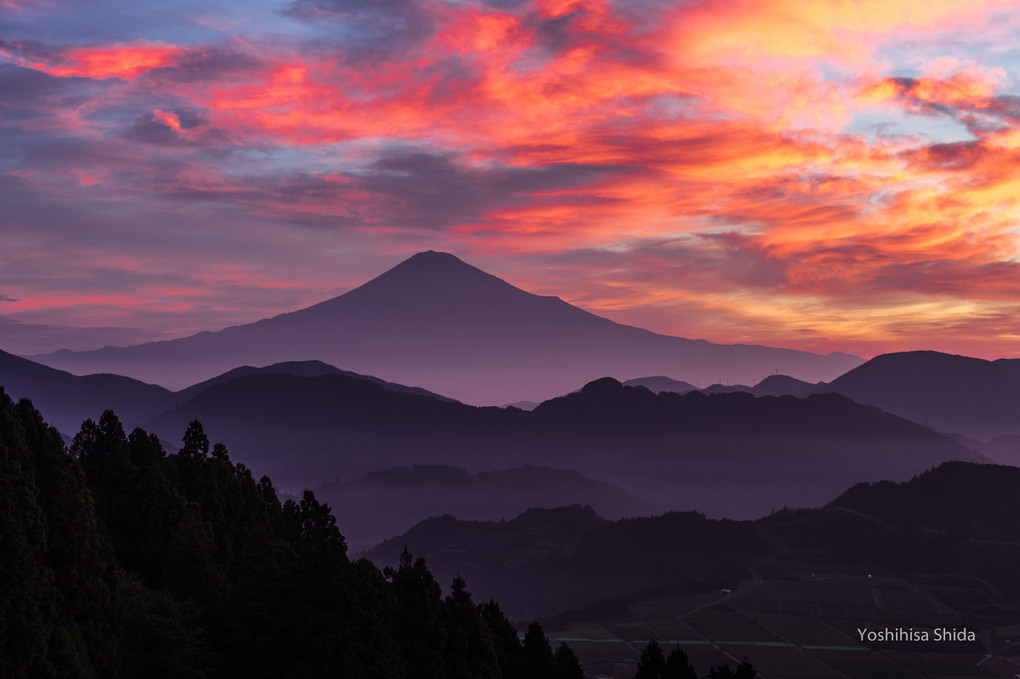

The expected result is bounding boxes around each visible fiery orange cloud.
[153,109,182,131]
[863,69,1003,112]
[7,0,1020,360]
[186,0,1020,290]
[7,42,181,79]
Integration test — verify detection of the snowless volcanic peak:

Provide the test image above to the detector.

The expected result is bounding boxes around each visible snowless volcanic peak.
[30,252,863,404]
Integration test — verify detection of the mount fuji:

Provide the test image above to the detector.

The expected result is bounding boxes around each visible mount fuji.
[30,251,862,404]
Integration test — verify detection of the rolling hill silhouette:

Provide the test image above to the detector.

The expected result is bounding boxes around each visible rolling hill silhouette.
[626,373,817,398]
[0,348,170,435]
[820,350,1020,440]
[315,464,659,549]
[0,352,457,437]
[367,505,764,619]
[140,370,985,520]
[368,461,1020,622]
[622,375,698,394]
[29,251,862,405]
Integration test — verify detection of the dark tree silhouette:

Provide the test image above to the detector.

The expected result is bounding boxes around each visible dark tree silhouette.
[663,646,697,679]
[636,639,667,679]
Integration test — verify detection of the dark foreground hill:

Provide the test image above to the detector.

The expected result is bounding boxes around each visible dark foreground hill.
[0,390,584,679]
[29,251,862,404]
[821,350,1020,440]
[369,506,766,620]
[369,462,1020,624]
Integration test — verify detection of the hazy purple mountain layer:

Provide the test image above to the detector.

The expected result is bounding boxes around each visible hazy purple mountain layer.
[29,251,862,405]
[367,462,1020,621]
[0,348,171,435]
[0,352,454,437]
[628,373,818,398]
[820,350,1020,440]
[140,369,985,521]
[622,375,699,394]
[317,464,660,550]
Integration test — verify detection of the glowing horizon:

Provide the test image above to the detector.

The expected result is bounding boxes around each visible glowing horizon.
[3,0,1020,359]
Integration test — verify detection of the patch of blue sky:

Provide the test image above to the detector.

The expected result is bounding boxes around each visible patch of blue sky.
[225,138,399,177]
[1,0,307,45]
[843,108,975,146]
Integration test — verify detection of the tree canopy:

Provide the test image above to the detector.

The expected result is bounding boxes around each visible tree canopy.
[0,392,584,679]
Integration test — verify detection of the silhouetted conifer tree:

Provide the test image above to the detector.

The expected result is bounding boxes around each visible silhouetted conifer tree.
[180,419,209,458]
[663,646,697,679]
[521,621,555,679]
[480,600,524,679]
[386,547,448,679]
[734,655,756,678]
[7,400,591,679]
[443,575,500,679]
[553,641,584,679]
[1,393,119,677]
[636,639,667,679]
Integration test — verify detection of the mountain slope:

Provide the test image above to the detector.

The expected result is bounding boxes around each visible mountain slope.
[368,461,1020,622]
[29,251,862,404]
[141,371,984,520]
[0,349,170,434]
[367,506,764,619]
[622,375,698,394]
[831,461,1020,542]
[317,464,660,549]
[820,350,1020,439]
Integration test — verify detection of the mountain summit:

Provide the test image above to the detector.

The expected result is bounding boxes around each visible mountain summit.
[30,252,862,404]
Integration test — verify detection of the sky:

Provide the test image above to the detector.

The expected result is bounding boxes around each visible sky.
[3,0,1020,359]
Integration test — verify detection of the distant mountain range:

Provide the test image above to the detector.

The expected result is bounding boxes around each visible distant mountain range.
[139,370,983,521]
[317,464,660,550]
[820,350,1020,440]
[0,349,171,435]
[631,351,1020,441]
[0,349,990,523]
[368,461,1020,621]
[0,350,453,439]
[24,251,862,405]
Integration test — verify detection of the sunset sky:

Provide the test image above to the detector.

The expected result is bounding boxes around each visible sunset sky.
[3,0,1020,358]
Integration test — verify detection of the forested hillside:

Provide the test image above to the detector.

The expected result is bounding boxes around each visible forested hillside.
[0,389,582,679]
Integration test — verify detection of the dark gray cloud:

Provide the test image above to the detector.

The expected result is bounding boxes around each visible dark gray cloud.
[146,145,630,231]
[0,62,103,122]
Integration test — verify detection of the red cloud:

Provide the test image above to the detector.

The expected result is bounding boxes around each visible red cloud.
[6,0,1020,360]
[4,42,181,79]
